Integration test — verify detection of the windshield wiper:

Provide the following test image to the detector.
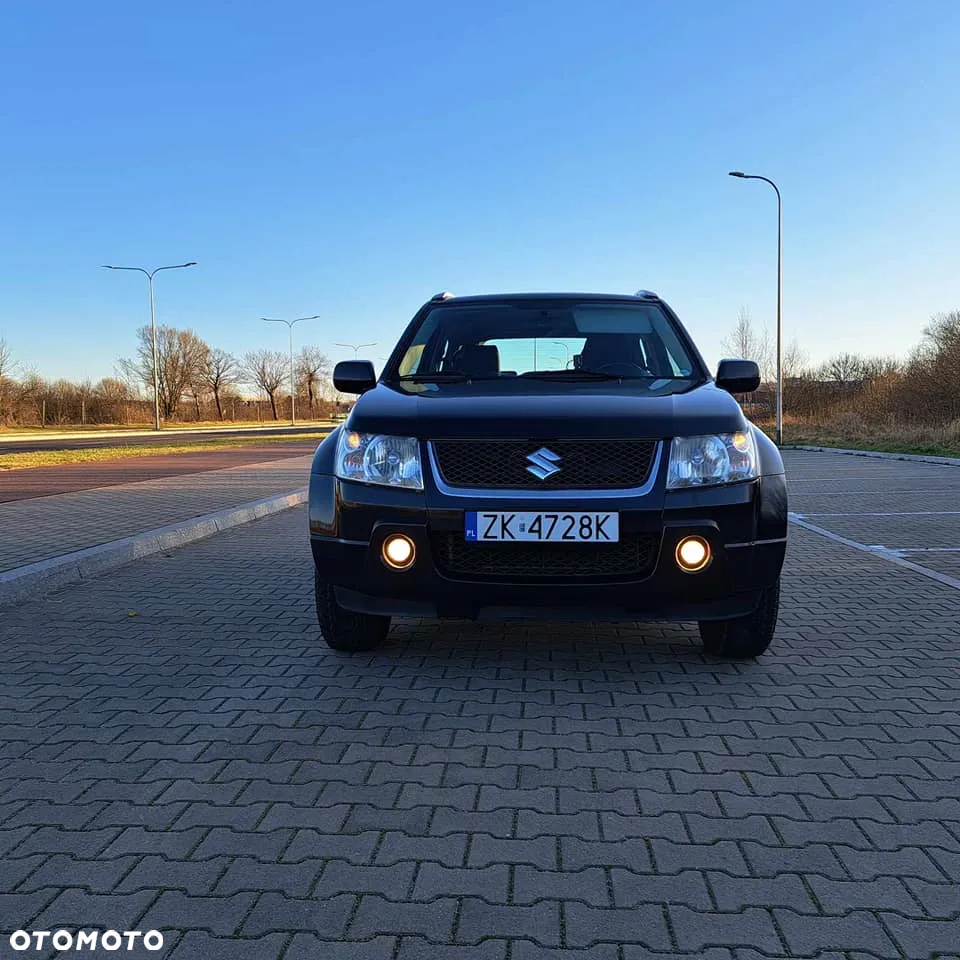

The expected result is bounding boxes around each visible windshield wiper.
[520,370,701,382]
[520,369,634,381]
[395,373,499,382]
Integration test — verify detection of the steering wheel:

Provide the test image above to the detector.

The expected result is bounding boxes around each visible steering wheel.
[589,361,652,377]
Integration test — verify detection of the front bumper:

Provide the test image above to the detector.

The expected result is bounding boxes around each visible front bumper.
[309,467,787,623]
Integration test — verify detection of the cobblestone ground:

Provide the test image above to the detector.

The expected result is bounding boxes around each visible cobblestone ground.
[0,454,312,571]
[0,452,958,959]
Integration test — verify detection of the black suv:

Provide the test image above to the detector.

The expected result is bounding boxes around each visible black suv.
[309,291,787,657]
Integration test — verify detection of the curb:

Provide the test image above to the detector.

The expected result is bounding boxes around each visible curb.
[784,444,960,467]
[0,488,307,609]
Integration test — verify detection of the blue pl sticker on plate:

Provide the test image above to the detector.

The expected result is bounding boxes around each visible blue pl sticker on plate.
[464,512,478,541]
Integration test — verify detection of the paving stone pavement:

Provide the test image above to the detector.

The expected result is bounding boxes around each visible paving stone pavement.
[0,454,313,572]
[0,450,958,958]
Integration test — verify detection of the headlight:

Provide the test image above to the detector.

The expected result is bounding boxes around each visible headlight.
[334,430,423,490]
[666,430,758,489]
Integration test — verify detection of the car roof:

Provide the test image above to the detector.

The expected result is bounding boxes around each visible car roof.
[428,292,659,305]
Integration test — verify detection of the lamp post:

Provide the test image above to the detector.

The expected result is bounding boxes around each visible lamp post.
[102,262,197,431]
[262,315,320,425]
[336,342,377,359]
[728,171,783,446]
[552,341,571,369]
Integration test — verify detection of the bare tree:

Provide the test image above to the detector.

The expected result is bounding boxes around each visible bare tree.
[75,378,93,424]
[115,331,153,409]
[923,310,960,353]
[819,353,901,383]
[119,325,210,420]
[720,307,753,358]
[44,378,80,425]
[244,349,287,420]
[296,345,331,414]
[720,308,774,382]
[0,338,13,423]
[781,338,810,380]
[93,377,134,423]
[907,310,960,419]
[0,338,13,381]
[918,310,960,386]
[186,375,206,420]
[184,342,209,421]
[12,369,42,423]
[202,348,241,421]
[822,352,864,383]
[858,355,901,380]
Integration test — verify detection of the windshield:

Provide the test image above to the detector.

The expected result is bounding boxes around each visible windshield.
[388,300,703,387]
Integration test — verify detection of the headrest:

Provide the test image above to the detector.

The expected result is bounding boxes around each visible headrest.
[455,344,500,376]
[578,334,646,368]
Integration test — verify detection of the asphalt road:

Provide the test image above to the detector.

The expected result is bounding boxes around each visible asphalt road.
[0,441,319,502]
[0,451,958,957]
[0,424,332,454]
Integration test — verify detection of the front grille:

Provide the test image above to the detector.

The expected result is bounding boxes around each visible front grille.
[432,532,659,582]
[431,439,658,489]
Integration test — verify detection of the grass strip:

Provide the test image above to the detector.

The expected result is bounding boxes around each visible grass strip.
[759,426,960,459]
[0,432,330,471]
[0,419,337,435]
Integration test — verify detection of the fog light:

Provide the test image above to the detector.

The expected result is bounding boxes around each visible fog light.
[676,535,711,573]
[382,534,416,570]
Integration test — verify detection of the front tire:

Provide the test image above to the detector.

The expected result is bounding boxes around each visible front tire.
[699,579,780,659]
[315,571,389,652]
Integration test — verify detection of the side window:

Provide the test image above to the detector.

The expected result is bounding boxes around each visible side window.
[645,336,683,376]
[398,344,424,376]
[398,312,442,375]
[650,317,693,376]
[665,351,683,376]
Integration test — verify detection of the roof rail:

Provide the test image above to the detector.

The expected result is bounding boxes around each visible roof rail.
[431,291,455,301]
[634,289,659,299]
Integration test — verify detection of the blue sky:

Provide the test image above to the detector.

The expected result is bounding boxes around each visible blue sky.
[1,0,958,383]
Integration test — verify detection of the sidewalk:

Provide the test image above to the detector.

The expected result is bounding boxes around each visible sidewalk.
[0,454,313,604]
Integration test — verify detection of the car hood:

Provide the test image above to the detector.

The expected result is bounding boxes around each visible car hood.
[346,381,747,439]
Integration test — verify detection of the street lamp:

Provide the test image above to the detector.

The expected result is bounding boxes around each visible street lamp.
[336,342,377,359]
[552,341,571,368]
[262,315,321,426]
[728,171,783,446]
[102,261,197,431]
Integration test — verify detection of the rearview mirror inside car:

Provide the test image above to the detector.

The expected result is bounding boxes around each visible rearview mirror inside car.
[715,358,761,393]
[333,360,377,395]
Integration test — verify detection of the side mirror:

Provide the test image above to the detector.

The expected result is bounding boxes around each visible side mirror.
[716,358,760,394]
[333,360,377,395]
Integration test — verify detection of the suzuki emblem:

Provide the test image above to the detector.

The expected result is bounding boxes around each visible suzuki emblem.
[525,447,562,480]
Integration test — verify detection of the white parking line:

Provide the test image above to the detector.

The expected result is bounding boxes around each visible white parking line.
[791,489,960,496]
[897,548,960,554]
[802,511,960,518]
[788,513,960,592]
[788,476,956,482]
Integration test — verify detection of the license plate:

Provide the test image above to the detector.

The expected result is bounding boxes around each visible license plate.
[465,511,619,543]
